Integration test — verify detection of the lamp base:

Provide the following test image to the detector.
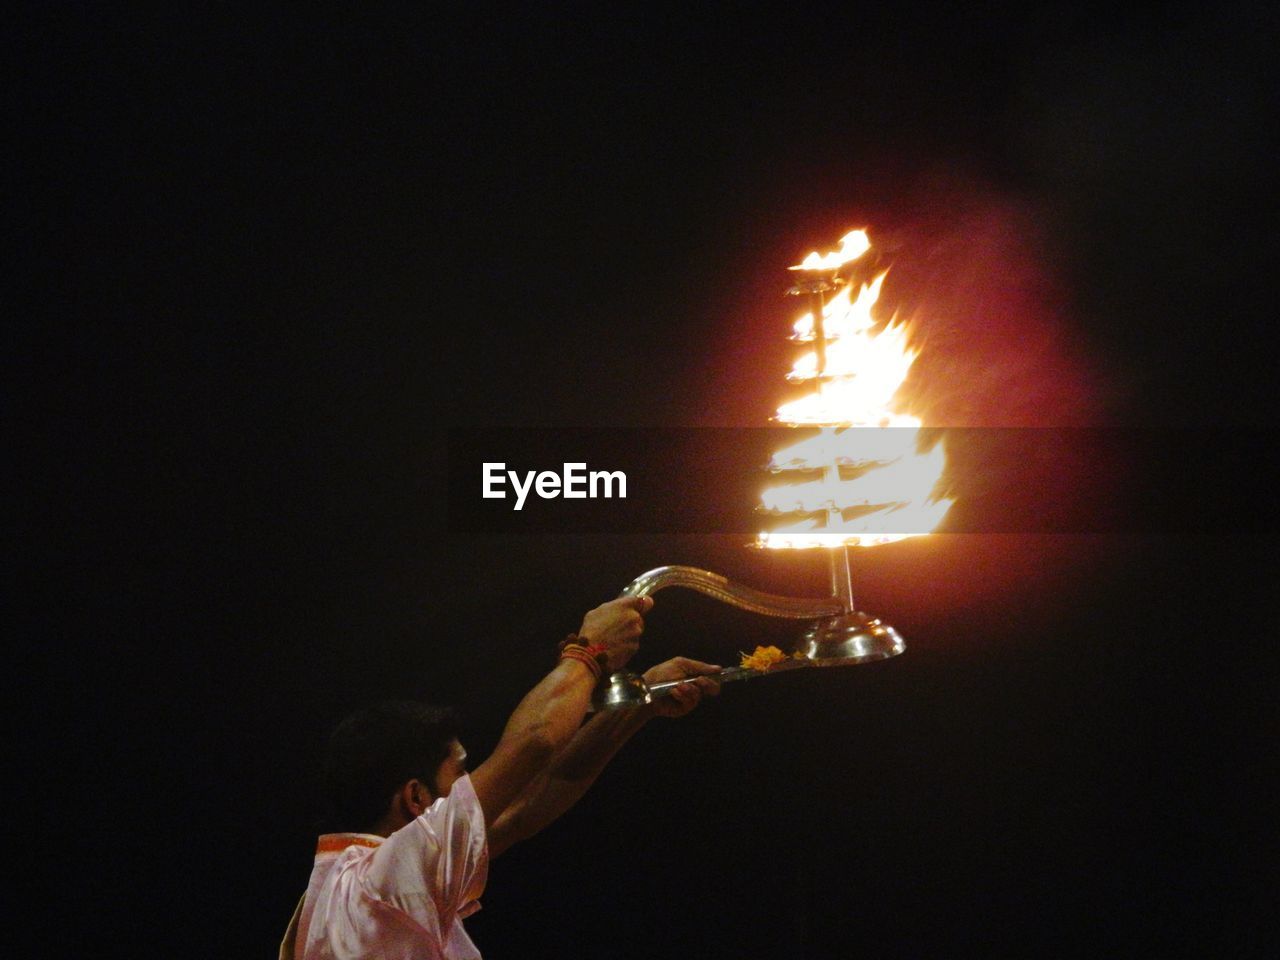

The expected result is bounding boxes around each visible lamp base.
[795,612,905,665]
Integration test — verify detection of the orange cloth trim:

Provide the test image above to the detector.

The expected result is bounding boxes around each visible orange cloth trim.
[315,833,384,855]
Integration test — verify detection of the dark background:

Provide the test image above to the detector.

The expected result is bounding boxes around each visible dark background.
[11,3,1277,956]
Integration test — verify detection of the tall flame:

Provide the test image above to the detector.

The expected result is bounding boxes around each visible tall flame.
[759,232,951,549]
[788,229,871,272]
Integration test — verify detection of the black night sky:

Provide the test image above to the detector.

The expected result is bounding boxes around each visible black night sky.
[13,4,1278,956]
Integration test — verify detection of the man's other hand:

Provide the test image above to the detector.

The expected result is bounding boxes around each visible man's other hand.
[642,657,722,718]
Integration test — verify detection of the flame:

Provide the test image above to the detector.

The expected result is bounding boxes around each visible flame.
[790,273,886,342]
[759,233,951,549]
[760,441,947,513]
[789,229,871,272]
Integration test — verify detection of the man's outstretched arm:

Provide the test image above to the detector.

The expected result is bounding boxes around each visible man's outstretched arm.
[468,596,651,826]
[487,657,721,858]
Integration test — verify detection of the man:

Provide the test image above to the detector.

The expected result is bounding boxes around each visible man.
[281,594,721,959]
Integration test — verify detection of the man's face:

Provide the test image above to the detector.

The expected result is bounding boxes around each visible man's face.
[432,739,468,799]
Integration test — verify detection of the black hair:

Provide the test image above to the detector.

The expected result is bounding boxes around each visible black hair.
[320,700,461,834]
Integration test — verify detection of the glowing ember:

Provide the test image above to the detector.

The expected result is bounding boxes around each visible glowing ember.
[758,230,952,549]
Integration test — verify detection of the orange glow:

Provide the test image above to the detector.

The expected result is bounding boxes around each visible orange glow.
[759,232,952,549]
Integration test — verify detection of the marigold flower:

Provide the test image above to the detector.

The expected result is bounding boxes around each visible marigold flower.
[739,645,789,671]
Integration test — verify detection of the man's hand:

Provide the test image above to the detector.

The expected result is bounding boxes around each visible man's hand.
[578,595,653,672]
[642,657,722,718]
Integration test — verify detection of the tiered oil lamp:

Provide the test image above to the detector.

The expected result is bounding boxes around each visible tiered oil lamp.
[594,230,952,710]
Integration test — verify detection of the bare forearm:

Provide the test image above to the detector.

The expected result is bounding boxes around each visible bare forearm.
[549,703,652,781]
[471,659,597,824]
[473,594,652,833]
[490,704,653,852]
[500,658,597,754]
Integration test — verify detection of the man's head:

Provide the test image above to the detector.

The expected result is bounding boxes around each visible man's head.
[321,700,465,835]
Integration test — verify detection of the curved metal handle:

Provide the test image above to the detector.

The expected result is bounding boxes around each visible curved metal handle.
[620,565,843,620]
